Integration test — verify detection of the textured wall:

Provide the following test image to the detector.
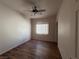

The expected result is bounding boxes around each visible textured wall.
[0,2,31,54]
[58,0,76,59]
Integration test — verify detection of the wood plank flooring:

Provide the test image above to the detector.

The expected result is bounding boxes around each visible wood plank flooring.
[0,40,62,59]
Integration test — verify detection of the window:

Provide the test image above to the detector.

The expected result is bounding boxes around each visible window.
[36,24,49,35]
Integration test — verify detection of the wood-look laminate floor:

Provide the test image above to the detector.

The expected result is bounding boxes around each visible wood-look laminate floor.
[0,40,62,59]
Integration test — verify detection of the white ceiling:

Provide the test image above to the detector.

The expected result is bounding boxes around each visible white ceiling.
[0,0,62,18]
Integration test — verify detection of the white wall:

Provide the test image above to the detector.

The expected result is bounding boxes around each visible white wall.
[31,15,57,42]
[58,0,76,59]
[0,2,31,54]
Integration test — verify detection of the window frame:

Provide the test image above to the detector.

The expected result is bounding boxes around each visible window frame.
[36,23,49,35]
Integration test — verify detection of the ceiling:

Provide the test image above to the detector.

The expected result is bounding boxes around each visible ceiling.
[0,0,62,18]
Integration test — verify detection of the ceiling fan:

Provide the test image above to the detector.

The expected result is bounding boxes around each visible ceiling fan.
[29,5,46,15]
[24,0,46,15]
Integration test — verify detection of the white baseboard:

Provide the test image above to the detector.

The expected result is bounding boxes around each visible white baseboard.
[0,39,30,55]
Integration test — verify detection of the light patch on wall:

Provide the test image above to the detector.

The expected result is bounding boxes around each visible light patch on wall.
[36,24,49,35]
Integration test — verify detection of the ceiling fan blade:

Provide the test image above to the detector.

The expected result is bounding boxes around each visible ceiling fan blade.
[38,9,46,12]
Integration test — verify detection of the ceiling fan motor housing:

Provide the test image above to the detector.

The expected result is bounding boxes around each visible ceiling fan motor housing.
[32,6,39,12]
